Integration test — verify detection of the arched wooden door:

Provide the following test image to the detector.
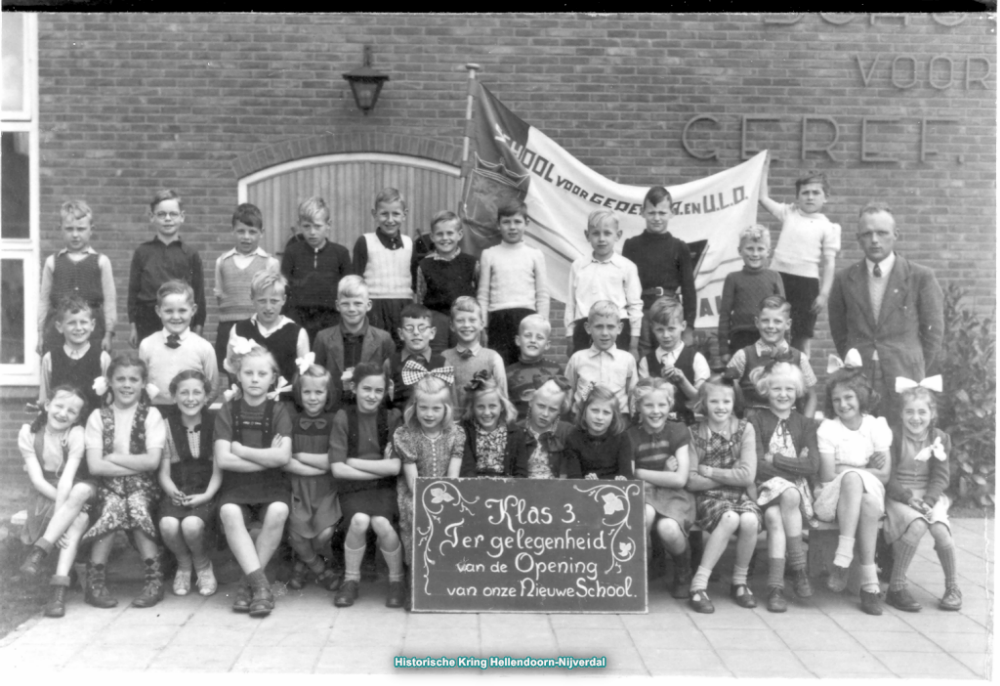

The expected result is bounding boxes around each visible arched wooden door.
[237,153,462,258]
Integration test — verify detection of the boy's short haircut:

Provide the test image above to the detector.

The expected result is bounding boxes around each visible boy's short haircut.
[55,295,94,322]
[587,209,618,234]
[497,200,528,221]
[400,303,433,324]
[430,210,460,233]
[795,170,830,196]
[374,187,407,211]
[60,199,93,224]
[738,223,771,250]
[758,294,791,317]
[450,295,483,321]
[150,189,182,211]
[250,269,287,299]
[337,274,369,301]
[518,313,551,337]
[587,300,620,323]
[156,279,195,305]
[297,196,330,225]
[232,203,263,230]
[648,295,684,327]
[643,186,673,209]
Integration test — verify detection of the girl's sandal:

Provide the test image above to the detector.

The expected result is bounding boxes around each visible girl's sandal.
[689,590,715,614]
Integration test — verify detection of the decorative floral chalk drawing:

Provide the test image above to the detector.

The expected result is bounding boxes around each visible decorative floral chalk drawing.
[416,480,480,595]
[575,482,640,574]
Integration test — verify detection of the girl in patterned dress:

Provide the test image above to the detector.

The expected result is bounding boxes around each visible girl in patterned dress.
[330,363,404,609]
[158,370,221,598]
[458,371,528,478]
[883,381,961,613]
[814,363,891,615]
[285,364,342,593]
[685,375,761,613]
[17,386,90,618]
[627,377,696,600]
[81,354,168,610]
[749,361,819,613]
[395,375,465,564]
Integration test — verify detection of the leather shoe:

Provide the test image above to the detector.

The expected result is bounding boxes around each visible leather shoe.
[766,586,787,613]
[386,581,406,608]
[689,590,715,614]
[232,582,252,613]
[860,589,883,616]
[939,585,962,611]
[827,565,849,593]
[885,587,922,612]
[334,579,360,607]
[730,584,757,609]
[671,567,692,600]
[791,568,813,598]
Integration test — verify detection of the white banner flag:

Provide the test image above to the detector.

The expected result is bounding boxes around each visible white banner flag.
[463,83,767,329]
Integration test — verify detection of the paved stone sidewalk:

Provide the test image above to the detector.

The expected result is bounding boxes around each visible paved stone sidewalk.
[0,518,992,678]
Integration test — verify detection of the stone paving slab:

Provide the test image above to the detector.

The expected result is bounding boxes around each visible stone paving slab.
[0,518,993,679]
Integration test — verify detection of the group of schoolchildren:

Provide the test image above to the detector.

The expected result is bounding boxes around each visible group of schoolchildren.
[19,163,960,625]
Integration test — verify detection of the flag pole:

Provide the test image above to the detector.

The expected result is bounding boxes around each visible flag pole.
[459,63,481,216]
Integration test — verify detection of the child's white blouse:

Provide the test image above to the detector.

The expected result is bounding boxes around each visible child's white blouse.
[817,415,892,467]
[84,404,167,455]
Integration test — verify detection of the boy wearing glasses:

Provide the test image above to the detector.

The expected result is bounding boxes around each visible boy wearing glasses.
[387,304,448,410]
[127,189,207,347]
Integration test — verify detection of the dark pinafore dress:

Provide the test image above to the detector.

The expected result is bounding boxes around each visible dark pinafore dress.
[159,408,217,525]
[82,403,161,543]
[288,409,341,538]
[338,406,397,522]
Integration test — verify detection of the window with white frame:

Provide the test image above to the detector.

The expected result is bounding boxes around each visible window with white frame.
[1,13,40,384]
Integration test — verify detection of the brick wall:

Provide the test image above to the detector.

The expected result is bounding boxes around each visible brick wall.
[4,12,995,461]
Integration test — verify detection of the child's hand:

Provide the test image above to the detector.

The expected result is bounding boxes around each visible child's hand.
[128,326,139,349]
[101,333,113,353]
[798,447,810,460]
[698,464,713,479]
[908,497,930,514]
[271,434,284,448]
[721,353,731,364]
[615,475,628,481]
[585,472,598,480]
[763,451,774,464]
[184,493,209,508]
[811,293,829,315]
[629,342,640,363]
[867,451,887,469]
[230,441,243,457]
[666,455,680,472]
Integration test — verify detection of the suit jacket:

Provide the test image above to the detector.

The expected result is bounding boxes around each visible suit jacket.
[828,253,944,386]
[312,322,394,404]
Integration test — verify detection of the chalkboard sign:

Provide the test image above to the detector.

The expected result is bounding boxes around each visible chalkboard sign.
[411,477,647,613]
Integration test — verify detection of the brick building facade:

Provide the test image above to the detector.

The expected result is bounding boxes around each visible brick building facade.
[0,12,995,456]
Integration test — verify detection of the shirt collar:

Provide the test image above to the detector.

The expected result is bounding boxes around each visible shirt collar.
[251,314,292,334]
[153,234,182,247]
[587,344,616,358]
[343,321,369,339]
[57,246,98,257]
[456,341,482,356]
[656,342,684,362]
[376,227,403,248]
[866,252,896,278]
[402,348,432,364]
[429,250,460,261]
[221,246,269,261]
[589,252,619,265]
[162,328,191,341]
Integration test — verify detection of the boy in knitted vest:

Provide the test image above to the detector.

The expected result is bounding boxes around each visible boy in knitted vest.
[353,188,414,351]
[214,203,280,376]
[38,200,117,355]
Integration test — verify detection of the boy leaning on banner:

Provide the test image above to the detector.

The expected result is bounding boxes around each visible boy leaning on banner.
[622,186,697,359]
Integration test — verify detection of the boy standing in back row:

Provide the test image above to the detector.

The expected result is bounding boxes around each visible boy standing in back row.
[622,186,697,359]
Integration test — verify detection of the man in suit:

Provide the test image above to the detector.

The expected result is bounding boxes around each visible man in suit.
[828,201,944,417]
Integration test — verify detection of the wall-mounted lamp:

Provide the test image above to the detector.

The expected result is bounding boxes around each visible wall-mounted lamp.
[342,45,390,116]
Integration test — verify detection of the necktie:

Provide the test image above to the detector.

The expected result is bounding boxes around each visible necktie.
[873,263,882,278]
[166,334,181,349]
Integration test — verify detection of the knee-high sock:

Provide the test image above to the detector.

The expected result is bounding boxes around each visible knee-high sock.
[344,543,366,582]
[935,542,958,587]
[768,557,785,589]
[890,540,918,592]
[787,534,806,571]
[381,545,404,583]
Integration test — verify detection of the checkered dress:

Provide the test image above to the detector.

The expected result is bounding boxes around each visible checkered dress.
[690,419,763,533]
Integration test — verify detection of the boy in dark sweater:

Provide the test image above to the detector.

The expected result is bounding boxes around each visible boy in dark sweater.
[718,224,786,362]
[505,314,562,421]
[280,197,352,345]
[415,210,479,355]
[621,186,697,359]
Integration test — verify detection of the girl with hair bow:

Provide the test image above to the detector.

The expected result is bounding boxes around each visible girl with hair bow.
[458,371,528,478]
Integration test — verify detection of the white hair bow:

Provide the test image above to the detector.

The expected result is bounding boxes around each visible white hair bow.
[92,376,108,398]
[827,348,863,375]
[895,375,943,394]
[914,436,947,462]
[224,334,255,374]
[267,376,293,400]
[222,383,241,402]
[296,352,315,376]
